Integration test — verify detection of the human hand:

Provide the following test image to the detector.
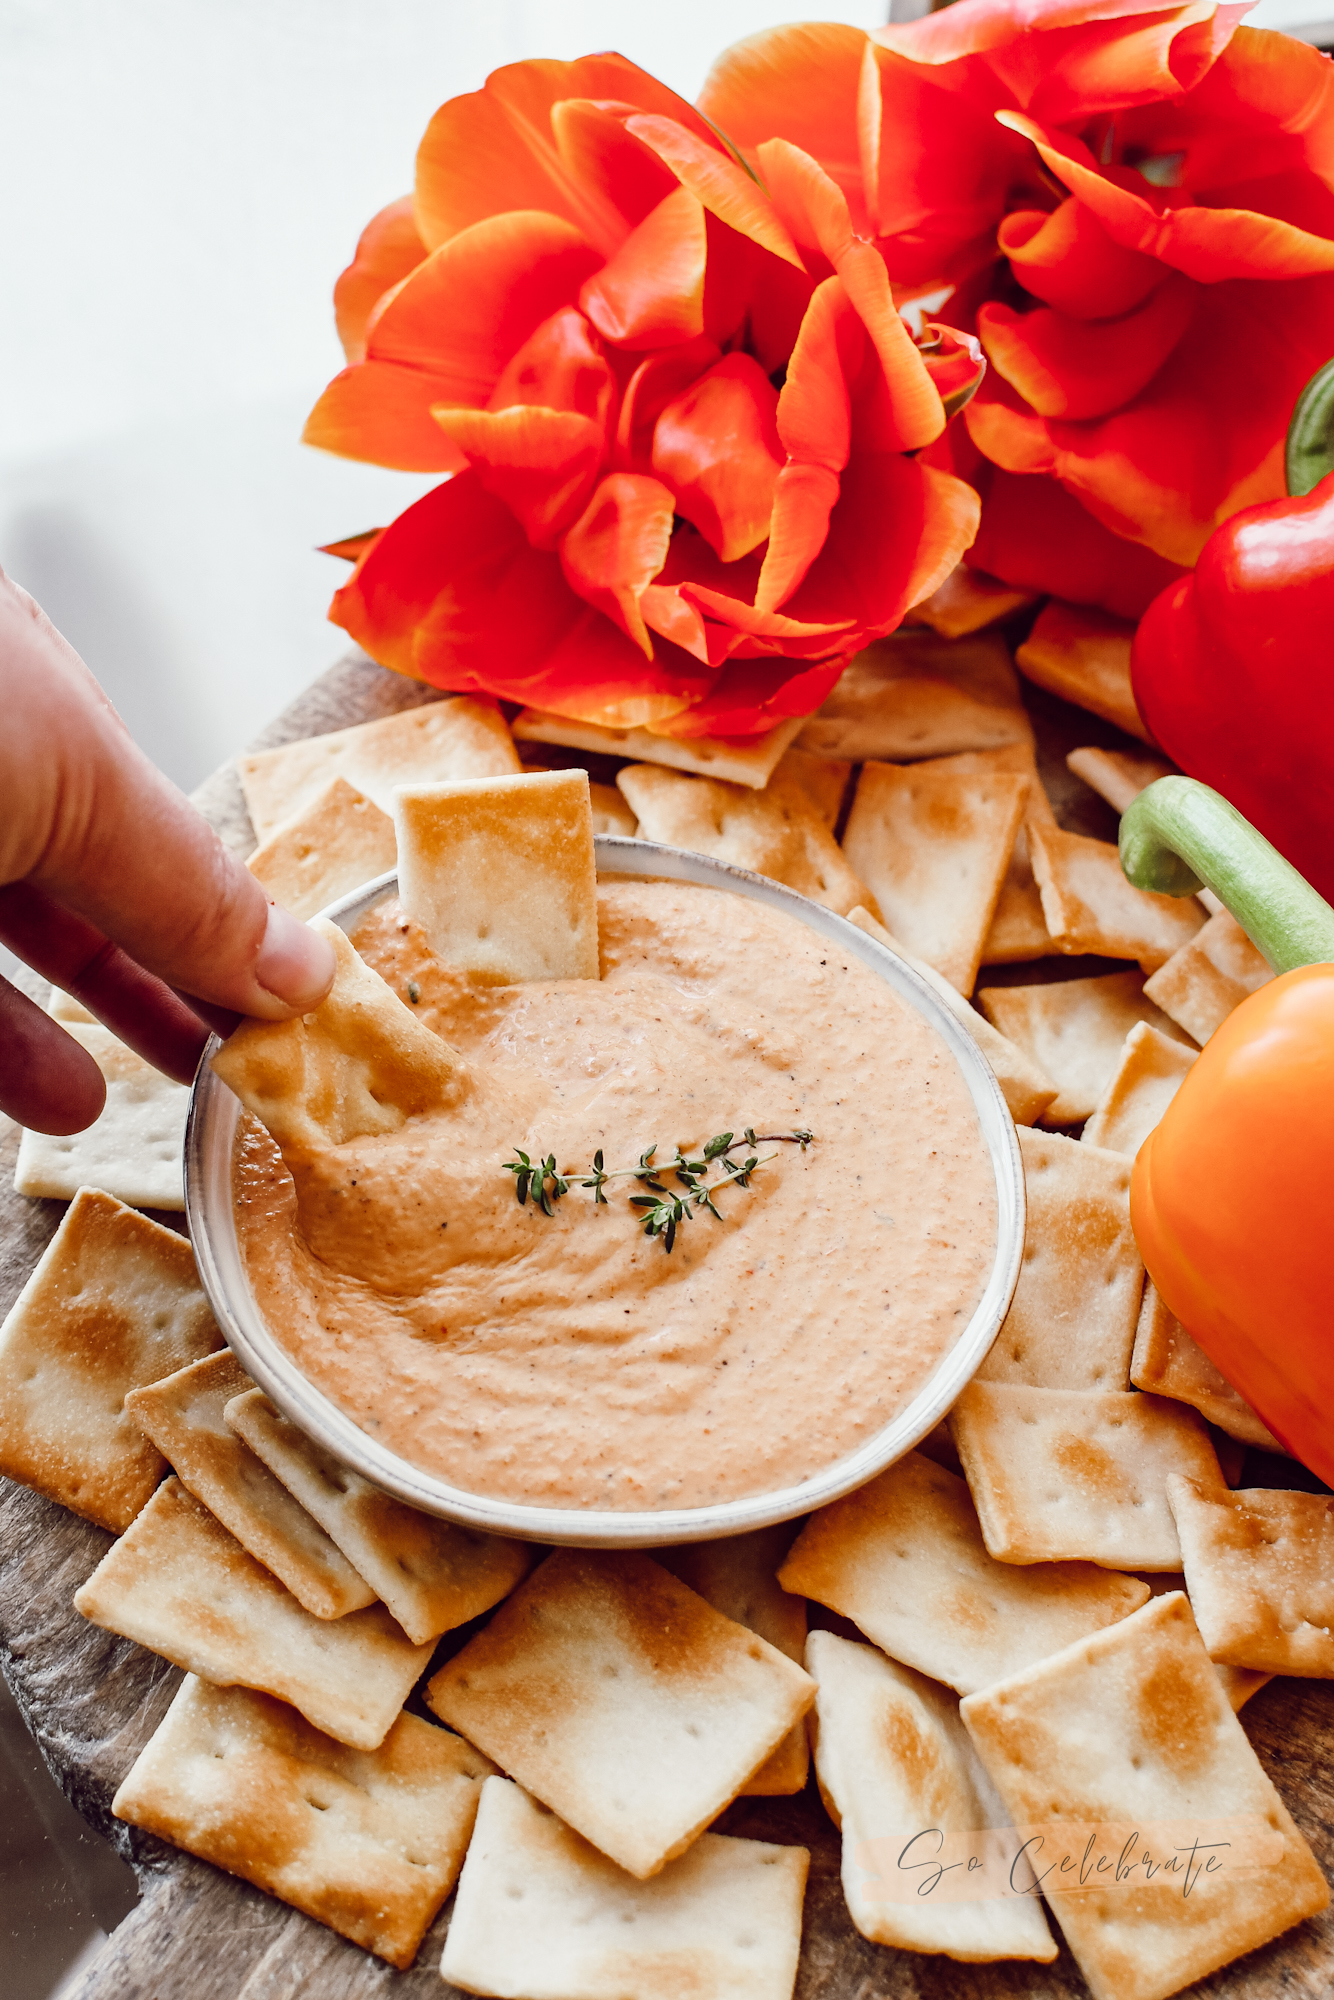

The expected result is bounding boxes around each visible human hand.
[0,572,336,1135]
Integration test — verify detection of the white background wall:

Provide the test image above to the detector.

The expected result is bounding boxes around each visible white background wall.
[0,0,891,792]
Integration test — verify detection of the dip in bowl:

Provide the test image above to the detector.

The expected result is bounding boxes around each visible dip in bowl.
[186,838,1023,1546]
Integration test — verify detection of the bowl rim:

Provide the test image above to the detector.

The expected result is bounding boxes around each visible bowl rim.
[185,835,1024,1547]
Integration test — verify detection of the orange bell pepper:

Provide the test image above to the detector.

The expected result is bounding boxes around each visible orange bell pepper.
[1119,777,1334,1484]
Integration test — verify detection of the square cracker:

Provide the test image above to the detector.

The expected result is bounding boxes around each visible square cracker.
[845,907,1058,1126]
[112,1676,493,1969]
[977,970,1193,1125]
[587,780,638,837]
[511,708,804,788]
[961,1592,1328,2000]
[245,776,397,920]
[238,697,519,841]
[842,754,1030,993]
[225,1388,530,1645]
[1143,908,1274,1046]
[1067,745,1178,816]
[773,745,850,830]
[15,1025,189,1209]
[797,629,1033,762]
[807,1630,1056,1962]
[657,1526,809,1796]
[395,769,599,982]
[1167,1476,1334,1675]
[937,743,1055,967]
[615,763,873,918]
[905,561,1037,639]
[1081,1021,1197,1158]
[0,1188,221,1531]
[778,1451,1148,1696]
[1015,601,1153,743]
[73,1477,432,1750]
[211,918,467,1153]
[426,1549,814,1878]
[1026,814,1206,970]
[1130,1281,1281,1452]
[441,1776,809,2000]
[125,1353,375,1619]
[950,1383,1223,1570]
[977,1128,1142,1392]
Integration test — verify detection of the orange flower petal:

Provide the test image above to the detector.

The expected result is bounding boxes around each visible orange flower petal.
[1000,200,1163,318]
[652,353,784,562]
[489,305,616,427]
[303,363,467,472]
[334,197,427,366]
[415,54,713,255]
[623,113,806,269]
[580,185,708,349]
[559,474,676,655]
[757,275,863,613]
[970,468,1188,619]
[978,274,1194,420]
[757,463,845,616]
[785,453,981,637]
[366,211,601,401]
[549,99,679,240]
[430,406,604,550]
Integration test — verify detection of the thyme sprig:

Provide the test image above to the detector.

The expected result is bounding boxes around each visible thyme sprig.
[503,1129,813,1252]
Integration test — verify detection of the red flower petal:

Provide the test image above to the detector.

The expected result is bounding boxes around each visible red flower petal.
[303,363,467,472]
[613,337,723,472]
[756,275,862,612]
[559,474,676,654]
[366,212,601,396]
[784,452,981,637]
[579,185,708,349]
[488,305,616,427]
[430,406,605,550]
[652,353,785,562]
[333,197,427,366]
[658,656,849,738]
[1000,200,1162,317]
[969,467,1187,618]
[978,273,1194,420]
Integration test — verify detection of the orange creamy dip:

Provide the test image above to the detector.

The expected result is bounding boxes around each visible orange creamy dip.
[233,881,996,1510]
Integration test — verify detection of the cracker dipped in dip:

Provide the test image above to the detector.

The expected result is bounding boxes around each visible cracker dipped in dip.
[215,773,998,1513]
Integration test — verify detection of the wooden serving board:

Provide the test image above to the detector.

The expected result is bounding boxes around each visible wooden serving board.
[2,649,1332,2000]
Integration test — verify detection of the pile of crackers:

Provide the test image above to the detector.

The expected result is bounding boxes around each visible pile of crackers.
[2,566,1331,1999]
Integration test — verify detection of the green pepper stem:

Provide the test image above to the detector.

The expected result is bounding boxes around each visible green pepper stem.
[1120,777,1334,973]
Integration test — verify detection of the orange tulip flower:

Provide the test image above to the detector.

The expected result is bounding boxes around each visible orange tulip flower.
[303,55,984,738]
[700,0,1334,590]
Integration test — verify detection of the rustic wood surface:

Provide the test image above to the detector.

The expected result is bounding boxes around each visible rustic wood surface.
[2,646,1331,2000]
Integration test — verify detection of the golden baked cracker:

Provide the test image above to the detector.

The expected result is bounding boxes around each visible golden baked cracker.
[238,697,520,841]
[1081,1021,1198,1159]
[112,1676,493,1969]
[961,1592,1328,2000]
[1217,1665,1274,1712]
[774,745,851,830]
[73,1478,431,1749]
[950,1383,1223,1570]
[977,1128,1142,1393]
[924,741,1054,967]
[807,1631,1057,1963]
[1026,815,1206,970]
[426,1550,814,1879]
[211,919,467,1153]
[1066,745,1178,816]
[1130,1281,1282,1452]
[0,1188,222,1531]
[905,561,1038,639]
[395,769,600,982]
[616,763,873,917]
[845,907,1058,1127]
[126,1354,375,1620]
[842,755,1031,993]
[658,1526,808,1797]
[224,1388,530,1644]
[511,709,804,788]
[1167,1476,1334,1676]
[441,1777,809,2000]
[797,629,1033,761]
[15,1025,189,1209]
[1142,908,1275,1046]
[778,1451,1148,1696]
[977,970,1193,1125]
[245,776,397,921]
[588,780,638,837]
[1015,601,1153,743]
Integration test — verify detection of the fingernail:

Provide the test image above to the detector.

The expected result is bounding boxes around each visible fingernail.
[253,905,337,1012]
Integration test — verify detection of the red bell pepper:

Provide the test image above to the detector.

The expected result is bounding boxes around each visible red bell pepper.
[1131,363,1334,904]
[1119,776,1334,1486]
